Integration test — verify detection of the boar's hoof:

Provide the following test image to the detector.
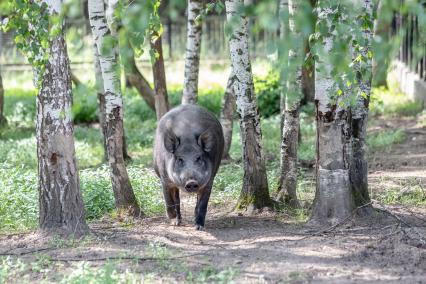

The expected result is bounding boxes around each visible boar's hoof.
[195,224,204,231]
[170,218,182,226]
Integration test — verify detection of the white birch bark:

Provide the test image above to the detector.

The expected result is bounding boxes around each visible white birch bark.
[37,0,88,236]
[279,0,289,134]
[276,0,301,208]
[182,0,203,105]
[89,0,141,216]
[310,4,354,225]
[225,0,272,211]
[220,0,252,161]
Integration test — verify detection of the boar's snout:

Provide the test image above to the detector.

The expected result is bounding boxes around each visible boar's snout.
[185,180,199,192]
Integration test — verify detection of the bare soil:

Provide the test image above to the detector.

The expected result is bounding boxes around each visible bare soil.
[1,116,425,283]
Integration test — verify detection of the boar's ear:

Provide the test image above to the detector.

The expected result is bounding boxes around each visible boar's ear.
[198,130,214,152]
[164,130,180,153]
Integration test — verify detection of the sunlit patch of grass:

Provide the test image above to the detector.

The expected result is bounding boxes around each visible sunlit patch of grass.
[186,266,238,284]
[0,244,237,283]
[0,164,38,232]
[378,187,426,206]
[212,163,244,205]
[367,129,406,150]
[262,115,281,154]
[370,86,423,117]
[0,257,27,283]
[0,136,37,168]
[0,164,165,232]
[371,177,426,206]
[60,261,142,284]
[3,88,36,128]
[376,186,426,206]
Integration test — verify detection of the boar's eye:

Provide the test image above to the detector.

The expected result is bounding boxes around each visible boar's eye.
[195,156,203,164]
[176,158,184,166]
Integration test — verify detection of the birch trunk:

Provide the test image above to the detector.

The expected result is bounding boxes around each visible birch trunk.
[87,0,107,160]
[350,0,373,214]
[279,0,288,137]
[276,0,301,208]
[310,5,354,225]
[220,73,236,160]
[0,64,6,125]
[91,20,130,161]
[37,0,88,236]
[225,0,272,211]
[89,0,141,216]
[93,43,108,160]
[181,0,203,105]
[151,34,170,120]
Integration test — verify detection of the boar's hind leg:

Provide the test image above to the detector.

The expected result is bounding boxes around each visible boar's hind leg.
[194,186,212,230]
[164,185,181,226]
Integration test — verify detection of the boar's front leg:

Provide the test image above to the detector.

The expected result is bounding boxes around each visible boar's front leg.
[163,184,181,226]
[194,183,212,230]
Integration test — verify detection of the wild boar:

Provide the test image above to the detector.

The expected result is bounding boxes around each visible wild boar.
[153,104,224,230]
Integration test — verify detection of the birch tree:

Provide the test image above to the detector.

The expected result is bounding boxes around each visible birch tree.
[220,0,252,161]
[350,0,374,213]
[309,0,377,225]
[219,73,235,160]
[225,0,272,211]
[310,3,353,225]
[37,0,88,235]
[89,0,141,216]
[275,0,302,208]
[181,0,203,105]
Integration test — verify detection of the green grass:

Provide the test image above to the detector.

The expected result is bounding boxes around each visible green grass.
[367,129,406,150]
[378,187,426,206]
[371,176,426,206]
[370,86,424,117]
[0,254,239,284]
[0,238,239,283]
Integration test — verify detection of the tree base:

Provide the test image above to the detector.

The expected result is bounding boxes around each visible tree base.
[310,169,354,226]
[234,203,275,216]
[40,223,90,238]
[116,204,144,218]
[275,185,301,209]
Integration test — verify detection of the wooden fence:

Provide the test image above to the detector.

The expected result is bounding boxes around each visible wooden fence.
[392,6,426,82]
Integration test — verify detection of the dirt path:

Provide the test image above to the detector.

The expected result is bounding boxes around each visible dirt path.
[369,116,426,191]
[1,116,425,283]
